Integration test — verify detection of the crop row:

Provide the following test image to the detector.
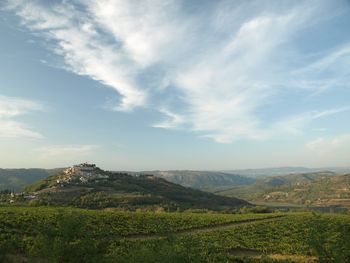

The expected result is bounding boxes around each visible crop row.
[107,213,350,262]
[0,207,276,239]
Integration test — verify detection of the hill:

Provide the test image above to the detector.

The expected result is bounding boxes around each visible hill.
[0,168,63,192]
[137,167,350,191]
[216,171,350,207]
[2,166,349,193]
[11,163,249,210]
[223,167,350,177]
[141,170,255,190]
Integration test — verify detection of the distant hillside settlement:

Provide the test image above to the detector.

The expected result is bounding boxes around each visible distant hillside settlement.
[58,163,108,184]
[5,163,110,204]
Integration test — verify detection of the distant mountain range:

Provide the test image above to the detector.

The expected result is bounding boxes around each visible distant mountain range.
[140,170,255,190]
[0,168,63,192]
[1,166,350,193]
[215,171,350,208]
[6,166,249,210]
[2,165,350,208]
[139,167,350,190]
[223,167,350,177]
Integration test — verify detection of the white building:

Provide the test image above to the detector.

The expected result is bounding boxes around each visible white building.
[64,163,96,175]
[62,163,103,183]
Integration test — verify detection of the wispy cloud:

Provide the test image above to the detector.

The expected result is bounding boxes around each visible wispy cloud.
[37,145,100,158]
[152,108,184,129]
[274,106,350,135]
[5,0,350,142]
[306,134,350,156]
[34,144,100,168]
[0,95,43,139]
[5,0,146,111]
[291,44,350,93]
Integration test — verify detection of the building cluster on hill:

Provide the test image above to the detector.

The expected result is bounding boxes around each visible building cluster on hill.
[58,163,108,184]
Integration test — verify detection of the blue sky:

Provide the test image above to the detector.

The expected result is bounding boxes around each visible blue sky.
[0,0,349,170]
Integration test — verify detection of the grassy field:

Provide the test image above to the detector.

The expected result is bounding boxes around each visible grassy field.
[0,207,349,262]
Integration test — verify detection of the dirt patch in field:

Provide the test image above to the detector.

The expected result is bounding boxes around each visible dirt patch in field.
[227,248,317,263]
[228,247,262,257]
[269,254,317,262]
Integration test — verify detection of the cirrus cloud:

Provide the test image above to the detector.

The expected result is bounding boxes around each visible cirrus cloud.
[0,95,44,139]
[5,0,350,143]
[36,144,100,158]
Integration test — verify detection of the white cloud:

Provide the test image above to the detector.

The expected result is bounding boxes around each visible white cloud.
[274,106,350,135]
[88,0,186,67]
[6,0,350,142]
[35,144,100,167]
[0,95,43,139]
[6,0,146,111]
[302,44,350,74]
[153,108,184,129]
[37,145,99,158]
[0,95,42,118]
[0,120,43,139]
[291,43,350,93]
[305,134,350,166]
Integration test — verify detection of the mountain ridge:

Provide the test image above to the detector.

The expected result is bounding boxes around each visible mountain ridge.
[138,170,255,190]
[215,171,350,208]
[7,164,249,210]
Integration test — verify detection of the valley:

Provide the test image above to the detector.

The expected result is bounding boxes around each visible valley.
[1,164,350,262]
[2,163,248,210]
[214,171,350,209]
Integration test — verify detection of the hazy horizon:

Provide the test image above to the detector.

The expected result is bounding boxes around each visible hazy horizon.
[1,0,350,170]
[1,164,350,174]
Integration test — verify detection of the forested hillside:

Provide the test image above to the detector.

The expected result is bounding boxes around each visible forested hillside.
[8,167,249,210]
[216,172,350,207]
[0,168,63,191]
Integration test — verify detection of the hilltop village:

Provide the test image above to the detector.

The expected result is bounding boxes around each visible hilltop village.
[57,163,108,184]
[3,163,157,205]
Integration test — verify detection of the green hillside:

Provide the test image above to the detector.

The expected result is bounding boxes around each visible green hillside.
[224,167,350,177]
[144,170,255,189]
[12,166,249,210]
[216,172,350,207]
[0,168,63,192]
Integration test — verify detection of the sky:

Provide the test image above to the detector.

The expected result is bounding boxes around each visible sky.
[0,0,349,170]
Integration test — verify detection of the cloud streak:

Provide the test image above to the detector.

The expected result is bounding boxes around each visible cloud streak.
[306,134,350,151]
[35,144,101,167]
[305,134,350,167]
[274,106,350,135]
[6,0,350,142]
[5,0,146,111]
[37,145,100,158]
[0,95,43,139]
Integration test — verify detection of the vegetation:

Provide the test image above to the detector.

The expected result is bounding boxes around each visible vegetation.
[144,170,255,190]
[0,168,62,192]
[111,212,350,262]
[215,172,350,208]
[2,168,350,262]
[0,207,349,262]
[3,168,350,210]
[17,170,249,210]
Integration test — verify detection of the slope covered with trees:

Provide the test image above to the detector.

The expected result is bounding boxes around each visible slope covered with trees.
[0,168,63,191]
[15,169,249,210]
[145,170,255,190]
[216,172,350,207]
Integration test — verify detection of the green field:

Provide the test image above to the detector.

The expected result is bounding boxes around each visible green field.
[0,207,349,262]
